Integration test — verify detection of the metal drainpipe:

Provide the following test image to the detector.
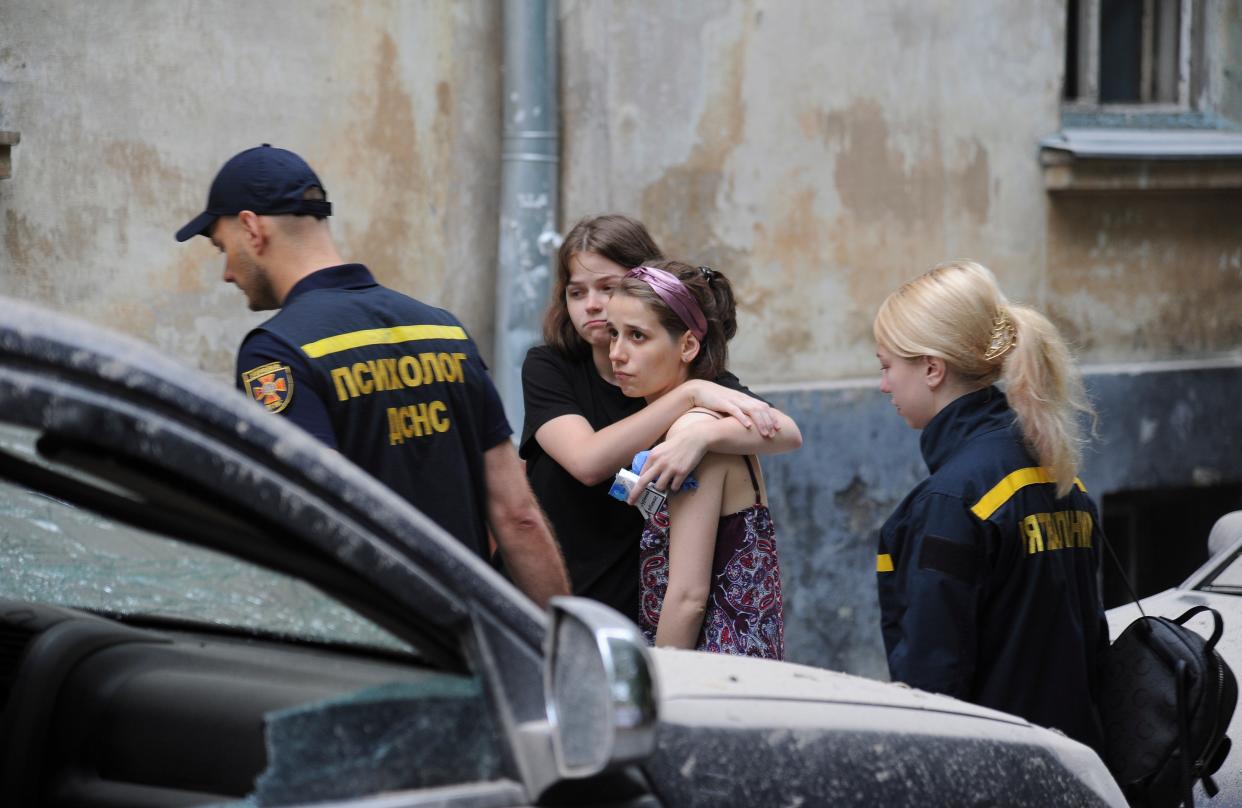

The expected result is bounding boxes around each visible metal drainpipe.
[494,0,560,436]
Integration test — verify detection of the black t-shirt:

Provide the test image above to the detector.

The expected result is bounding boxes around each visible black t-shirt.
[520,344,754,624]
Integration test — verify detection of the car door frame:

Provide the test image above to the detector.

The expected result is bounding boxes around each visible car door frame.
[0,297,567,806]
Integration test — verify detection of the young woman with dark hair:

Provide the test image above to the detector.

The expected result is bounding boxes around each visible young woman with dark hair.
[607,260,784,656]
[520,215,799,624]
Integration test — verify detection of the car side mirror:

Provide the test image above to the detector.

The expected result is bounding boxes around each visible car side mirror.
[544,597,659,779]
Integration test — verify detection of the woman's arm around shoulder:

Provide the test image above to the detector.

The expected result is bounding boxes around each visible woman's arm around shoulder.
[522,345,633,485]
[531,375,721,487]
[634,399,800,494]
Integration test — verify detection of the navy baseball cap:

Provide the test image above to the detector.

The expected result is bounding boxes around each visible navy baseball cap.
[175,144,332,242]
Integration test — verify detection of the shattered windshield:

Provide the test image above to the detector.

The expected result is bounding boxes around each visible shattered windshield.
[0,423,413,654]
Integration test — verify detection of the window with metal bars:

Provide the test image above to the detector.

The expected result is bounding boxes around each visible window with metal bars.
[1064,0,1204,119]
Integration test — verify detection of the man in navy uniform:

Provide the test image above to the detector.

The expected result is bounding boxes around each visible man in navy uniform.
[176,144,569,607]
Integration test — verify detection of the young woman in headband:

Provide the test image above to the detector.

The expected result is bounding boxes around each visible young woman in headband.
[519,215,800,625]
[607,260,784,657]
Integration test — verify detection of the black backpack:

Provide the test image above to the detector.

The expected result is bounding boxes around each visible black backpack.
[1101,604,1237,807]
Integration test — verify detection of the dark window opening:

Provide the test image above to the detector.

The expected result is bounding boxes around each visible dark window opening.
[1101,484,1242,608]
[1100,0,1143,102]
[1065,0,1080,100]
[1099,0,1182,104]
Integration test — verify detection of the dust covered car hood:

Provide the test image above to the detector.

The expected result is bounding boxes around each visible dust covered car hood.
[653,647,1023,721]
[647,648,1125,808]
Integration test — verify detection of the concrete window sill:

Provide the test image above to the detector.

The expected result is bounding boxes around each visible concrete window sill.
[0,131,19,180]
[1039,128,1242,193]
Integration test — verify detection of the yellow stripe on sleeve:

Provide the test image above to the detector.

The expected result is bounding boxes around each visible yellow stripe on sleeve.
[970,467,1088,521]
[876,553,894,573]
[301,324,469,359]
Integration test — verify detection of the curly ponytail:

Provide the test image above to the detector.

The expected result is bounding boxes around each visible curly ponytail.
[873,260,1094,497]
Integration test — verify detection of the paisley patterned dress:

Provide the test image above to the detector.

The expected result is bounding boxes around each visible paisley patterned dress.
[638,455,784,658]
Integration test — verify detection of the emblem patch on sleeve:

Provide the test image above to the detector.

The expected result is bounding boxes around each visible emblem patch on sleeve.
[242,362,294,413]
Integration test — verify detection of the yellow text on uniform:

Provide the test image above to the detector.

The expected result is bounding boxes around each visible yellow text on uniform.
[387,400,451,444]
[1020,509,1093,555]
[331,352,468,402]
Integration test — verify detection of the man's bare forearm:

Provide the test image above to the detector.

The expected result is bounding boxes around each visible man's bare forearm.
[483,440,570,608]
[493,506,570,608]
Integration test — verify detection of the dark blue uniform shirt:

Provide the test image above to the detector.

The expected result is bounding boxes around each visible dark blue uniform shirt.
[236,264,510,560]
[877,386,1108,753]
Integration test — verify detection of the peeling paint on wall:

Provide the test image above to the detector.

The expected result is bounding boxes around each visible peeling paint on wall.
[639,17,753,283]
[1,2,502,379]
[1047,194,1242,360]
[561,1,1072,383]
[349,33,428,285]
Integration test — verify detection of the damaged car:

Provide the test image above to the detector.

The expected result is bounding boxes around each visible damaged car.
[0,297,1125,807]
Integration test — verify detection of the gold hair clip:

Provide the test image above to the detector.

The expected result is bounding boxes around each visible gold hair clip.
[983,312,1016,361]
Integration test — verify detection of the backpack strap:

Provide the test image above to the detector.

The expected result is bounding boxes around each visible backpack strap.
[1172,605,1224,654]
[1101,528,1148,618]
[1203,738,1230,797]
[1204,771,1221,799]
[1177,660,1195,808]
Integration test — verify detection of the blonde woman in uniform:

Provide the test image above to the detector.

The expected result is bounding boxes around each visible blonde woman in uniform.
[873,260,1108,754]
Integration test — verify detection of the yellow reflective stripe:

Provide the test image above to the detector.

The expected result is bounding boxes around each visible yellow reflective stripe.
[970,467,1088,521]
[972,467,1051,520]
[301,325,469,359]
[876,553,894,573]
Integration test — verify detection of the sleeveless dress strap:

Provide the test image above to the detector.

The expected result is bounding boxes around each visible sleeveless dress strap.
[741,455,761,504]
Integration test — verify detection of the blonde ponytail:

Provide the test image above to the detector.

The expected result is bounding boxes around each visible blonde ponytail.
[1001,305,1093,497]
[874,260,1095,497]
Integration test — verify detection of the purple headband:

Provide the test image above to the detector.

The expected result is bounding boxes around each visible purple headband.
[625,266,708,340]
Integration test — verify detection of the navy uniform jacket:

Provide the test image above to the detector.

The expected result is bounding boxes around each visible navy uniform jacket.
[235,264,510,560]
[877,387,1108,753]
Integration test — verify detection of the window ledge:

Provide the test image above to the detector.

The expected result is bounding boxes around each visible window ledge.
[0,131,18,180]
[1039,128,1242,192]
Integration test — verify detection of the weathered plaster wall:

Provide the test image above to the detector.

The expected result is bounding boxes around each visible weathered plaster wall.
[560,0,1065,383]
[5,0,1238,393]
[1047,193,1242,361]
[560,0,1242,383]
[0,1,501,379]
